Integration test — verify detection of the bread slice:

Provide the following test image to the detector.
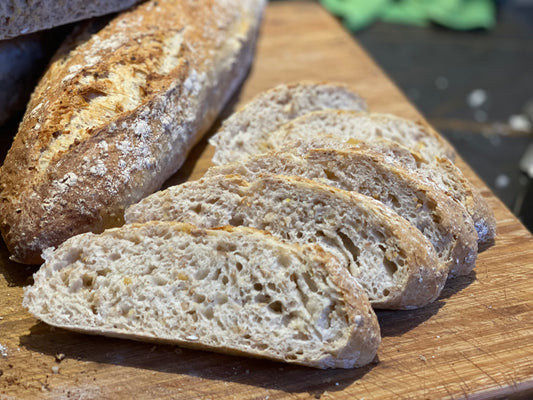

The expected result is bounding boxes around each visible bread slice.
[126,174,446,310]
[23,221,381,369]
[0,0,265,264]
[276,133,496,247]
[0,0,143,40]
[208,82,367,165]
[261,110,457,162]
[206,149,479,278]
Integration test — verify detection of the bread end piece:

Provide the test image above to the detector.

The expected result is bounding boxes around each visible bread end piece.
[23,222,381,369]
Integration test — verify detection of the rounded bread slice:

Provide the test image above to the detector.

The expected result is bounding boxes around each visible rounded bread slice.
[279,133,496,247]
[208,82,367,165]
[206,149,479,278]
[264,110,457,162]
[24,221,381,369]
[126,174,446,310]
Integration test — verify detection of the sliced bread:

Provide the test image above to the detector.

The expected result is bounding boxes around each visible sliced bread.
[206,149,479,278]
[208,82,367,165]
[261,110,457,162]
[23,222,381,369]
[126,174,446,310]
[278,133,496,247]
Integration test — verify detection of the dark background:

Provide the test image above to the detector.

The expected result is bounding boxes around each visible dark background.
[345,0,533,231]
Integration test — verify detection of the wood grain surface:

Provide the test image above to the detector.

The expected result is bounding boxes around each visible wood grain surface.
[1,2,533,399]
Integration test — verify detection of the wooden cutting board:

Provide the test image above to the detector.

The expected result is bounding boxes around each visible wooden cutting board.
[1,2,533,399]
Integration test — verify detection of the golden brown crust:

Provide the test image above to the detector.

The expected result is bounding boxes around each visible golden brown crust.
[0,0,265,264]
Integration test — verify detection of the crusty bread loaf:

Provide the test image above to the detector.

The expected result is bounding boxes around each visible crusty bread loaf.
[208,82,367,165]
[0,0,265,264]
[24,221,381,369]
[207,149,479,277]
[0,0,143,40]
[264,110,457,162]
[274,133,496,247]
[126,174,446,310]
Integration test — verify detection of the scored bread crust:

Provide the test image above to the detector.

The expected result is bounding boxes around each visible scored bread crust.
[208,81,367,165]
[0,0,266,264]
[126,174,446,310]
[23,222,381,369]
[207,149,479,278]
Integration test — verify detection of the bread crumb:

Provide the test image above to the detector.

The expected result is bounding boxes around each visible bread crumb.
[55,353,65,362]
[51,365,60,374]
[419,355,427,362]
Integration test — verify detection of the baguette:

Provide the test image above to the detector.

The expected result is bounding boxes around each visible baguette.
[126,174,446,310]
[261,110,457,162]
[0,0,143,40]
[0,0,265,264]
[24,222,381,369]
[277,133,496,247]
[207,149,479,277]
[208,82,367,165]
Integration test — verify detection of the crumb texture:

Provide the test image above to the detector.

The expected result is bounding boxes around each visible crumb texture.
[126,174,445,309]
[24,222,381,369]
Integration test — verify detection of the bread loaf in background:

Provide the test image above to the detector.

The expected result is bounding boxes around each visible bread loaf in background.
[24,222,381,369]
[0,0,143,40]
[0,29,69,126]
[0,0,266,264]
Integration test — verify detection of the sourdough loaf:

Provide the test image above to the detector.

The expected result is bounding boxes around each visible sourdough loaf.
[0,0,143,40]
[126,174,446,309]
[208,82,367,165]
[0,0,265,264]
[207,149,479,277]
[275,133,496,247]
[24,222,381,369]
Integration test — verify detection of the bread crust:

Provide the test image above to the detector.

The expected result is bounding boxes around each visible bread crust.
[0,0,265,264]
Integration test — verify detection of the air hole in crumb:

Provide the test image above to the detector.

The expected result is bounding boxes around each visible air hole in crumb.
[221,275,229,285]
[383,289,390,297]
[82,274,94,288]
[337,230,360,264]
[253,283,263,291]
[192,204,202,213]
[268,301,283,314]
[301,272,318,293]
[255,293,271,304]
[110,253,121,261]
[229,215,244,225]
[267,282,276,291]
[202,307,214,319]
[286,354,298,360]
[383,259,398,277]
[235,262,243,272]
[324,169,339,181]
[193,293,206,303]
[257,343,268,351]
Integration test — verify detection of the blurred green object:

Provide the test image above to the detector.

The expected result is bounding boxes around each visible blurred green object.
[320,0,496,31]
